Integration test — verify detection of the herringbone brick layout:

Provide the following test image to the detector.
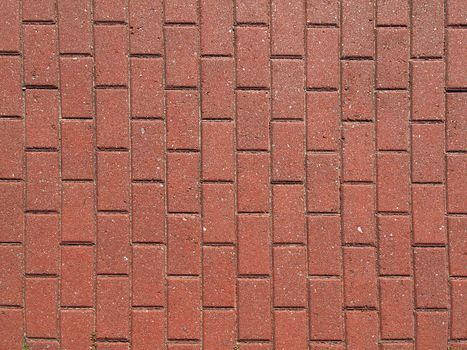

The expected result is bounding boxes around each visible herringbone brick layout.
[0,0,466,349]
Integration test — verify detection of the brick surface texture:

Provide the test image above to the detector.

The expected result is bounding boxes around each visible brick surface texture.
[0,1,466,349]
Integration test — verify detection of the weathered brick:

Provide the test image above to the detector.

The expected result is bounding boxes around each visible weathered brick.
[449,217,467,276]
[167,153,200,213]
[344,247,377,307]
[275,310,308,350]
[58,0,92,54]
[26,152,60,211]
[272,185,305,244]
[0,119,23,178]
[203,246,236,307]
[94,0,127,21]
[447,154,467,213]
[0,182,23,242]
[61,120,94,180]
[203,309,236,350]
[166,90,199,150]
[97,214,130,274]
[202,183,235,243]
[96,89,129,148]
[168,215,201,275]
[129,0,163,54]
[132,309,165,350]
[0,57,22,116]
[23,0,55,20]
[272,60,305,119]
[416,311,449,350]
[307,0,339,24]
[411,61,445,120]
[132,183,165,243]
[202,121,234,181]
[236,0,269,23]
[307,28,339,89]
[343,184,376,244]
[342,122,375,182]
[342,0,374,57]
[377,153,410,212]
[376,91,409,151]
[200,0,233,55]
[345,311,378,349]
[274,246,307,307]
[25,278,58,338]
[238,279,272,340]
[0,246,23,305]
[97,152,130,211]
[447,29,467,88]
[447,93,467,151]
[25,89,59,148]
[130,58,163,118]
[60,310,93,350]
[25,214,60,274]
[165,0,198,23]
[307,153,340,213]
[412,0,444,57]
[237,153,270,213]
[167,278,201,340]
[238,215,271,275]
[412,123,445,182]
[376,0,409,26]
[342,61,375,121]
[309,279,344,340]
[307,92,339,151]
[452,280,467,339]
[271,0,304,55]
[0,0,20,52]
[272,121,305,181]
[132,246,165,306]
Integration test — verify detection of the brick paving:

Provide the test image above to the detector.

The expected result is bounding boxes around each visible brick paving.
[0,0,466,349]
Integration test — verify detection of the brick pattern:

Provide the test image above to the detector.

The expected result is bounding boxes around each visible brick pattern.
[0,1,466,349]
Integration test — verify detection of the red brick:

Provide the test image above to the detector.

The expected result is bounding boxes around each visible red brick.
[310,345,344,350]
[376,0,409,25]
[345,311,378,350]
[97,214,130,274]
[131,120,164,180]
[94,0,127,21]
[27,340,59,350]
[447,29,467,88]
[271,0,304,55]
[0,246,22,305]
[376,28,409,89]
[61,120,93,180]
[380,278,414,339]
[132,183,165,243]
[0,308,23,349]
[0,182,23,242]
[447,155,467,213]
[238,215,271,275]
[129,0,163,54]
[449,217,467,276]
[272,60,305,120]
[376,91,409,151]
[130,58,163,118]
[96,343,128,350]
[166,90,199,150]
[416,311,448,350]
[54,184,86,235]
[168,215,201,275]
[412,124,445,182]
[307,0,339,24]
[203,309,236,350]
[343,184,376,244]
[96,277,130,339]
[412,185,446,245]
[167,345,199,350]
[238,278,272,340]
[344,247,377,307]
[60,246,94,307]
[0,119,22,178]
[165,0,198,23]
[97,152,130,211]
[132,246,165,306]
[273,185,305,243]
[411,61,445,120]
[24,25,58,86]
[448,0,467,25]
[236,91,270,151]
[25,90,58,148]
[342,122,375,181]
[132,309,165,350]
[0,0,20,52]
[0,57,22,116]
[96,89,129,148]
[307,92,339,151]
[202,183,235,243]
[202,121,234,181]
[58,0,92,54]
[25,278,58,338]
[272,122,304,181]
[449,344,467,350]
[167,278,201,340]
[274,246,307,307]
[309,279,344,340]
[308,216,342,276]
[240,345,273,350]
[167,153,200,213]
[377,153,410,212]
[342,61,375,120]
[237,153,270,212]
[23,0,55,20]
[60,309,93,350]
[275,310,308,350]
[378,215,412,276]
[379,343,413,350]
[452,280,467,339]
[95,25,128,86]
[307,28,339,89]
[201,58,235,119]
[200,0,233,55]
[414,248,449,308]
[342,0,374,57]
[166,27,198,87]
[447,93,467,151]
[236,27,270,88]
[307,153,340,213]
[236,0,269,23]
[203,246,236,307]
[412,0,444,57]
[26,152,60,211]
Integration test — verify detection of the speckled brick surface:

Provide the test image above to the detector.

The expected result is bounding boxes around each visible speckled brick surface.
[0,0,466,349]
